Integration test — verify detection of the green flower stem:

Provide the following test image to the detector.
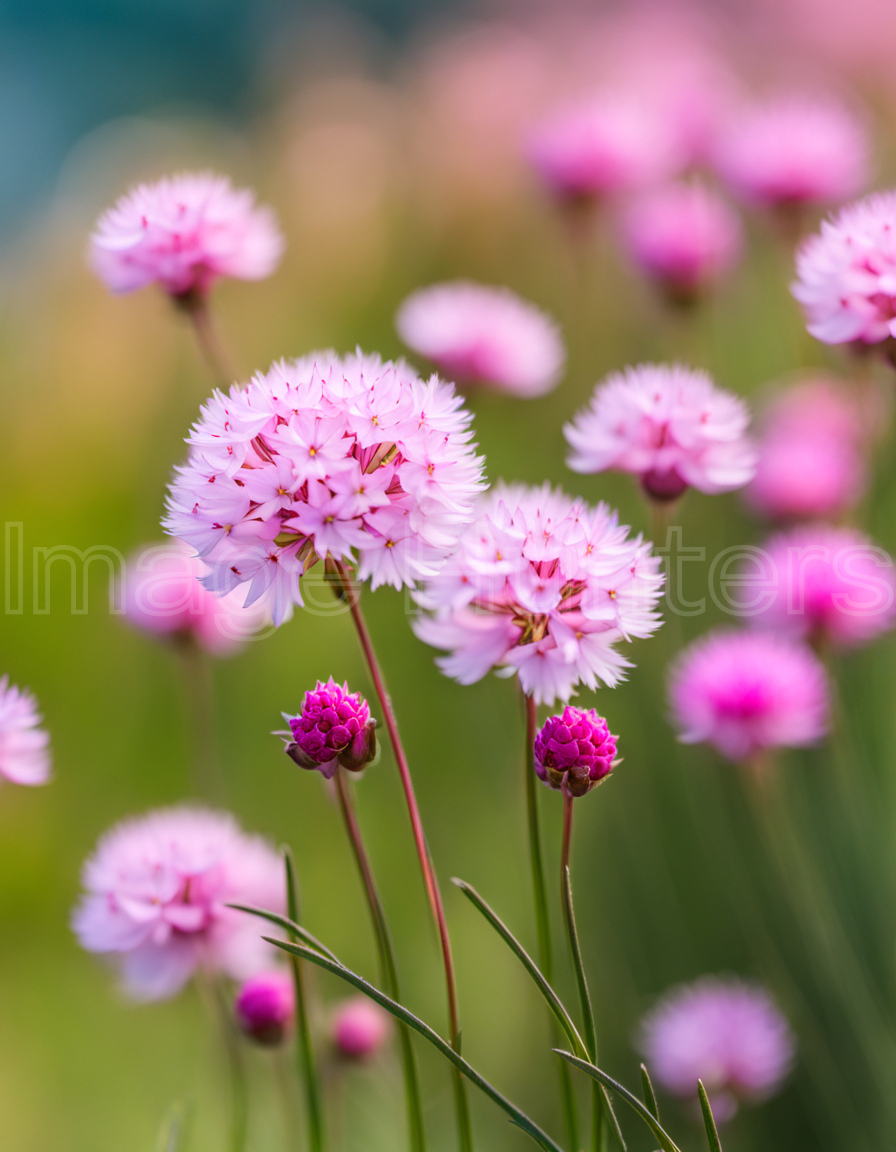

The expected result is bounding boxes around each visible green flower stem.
[178,291,235,388]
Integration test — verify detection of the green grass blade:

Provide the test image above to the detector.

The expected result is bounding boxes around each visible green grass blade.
[554,1050,682,1152]
[156,1100,190,1152]
[640,1064,660,1120]
[265,936,566,1152]
[697,1081,723,1152]
[226,902,341,964]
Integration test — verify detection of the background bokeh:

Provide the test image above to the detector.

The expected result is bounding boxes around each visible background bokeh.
[3,2,896,1150]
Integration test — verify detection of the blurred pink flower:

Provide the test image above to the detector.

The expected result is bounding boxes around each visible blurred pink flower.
[792,191,896,345]
[413,483,663,706]
[743,526,896,648]
[565,364,756,502]
[621,182,743,302]
[164,351,486,627]
[668,630,829,762]
[715,96,869,211]
[235,970,295,1045]
[333,996,391,1059]
[639,976,795,1122]
[72,807,285,1001]
[526,94,682,204]
[89,172,284,299]
[121,541,267,656]
[0,676,51,786]
[395,281,565,398]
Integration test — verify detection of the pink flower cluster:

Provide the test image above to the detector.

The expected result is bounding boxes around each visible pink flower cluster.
[534,705,617,796]
[0,676,51,786]
[746,377,868,521]
[792,191,896,345]
[413,483,664,706]
[89,172,284,298]
[565,364,756,503]
[72,807,284,1000]
[668,630,829,763]
[743,526,896,649]
[395,281,565,398]
[164,351,486,626]
[121,541,267,656]
[639,976,796,1122]
[283,678,377,778]
[235,970,295,1046]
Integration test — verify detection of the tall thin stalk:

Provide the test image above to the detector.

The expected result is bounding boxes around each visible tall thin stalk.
[330,559,472,1151]
[178,292,235,388]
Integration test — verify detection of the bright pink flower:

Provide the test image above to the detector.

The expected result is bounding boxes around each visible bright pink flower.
[333,997,391,1059]
[0,676,51,786]
[621,182,743,301]
[283,679,377,779]
[235,970,295,1045]
[792,191,896,345]
[565,364,756,502]
[413,483,663,706]
[534,706,617,796]
[746,378,867,520]
[72,807,284,1001]
[526,94,682,203]
[120,541,267,655]
[715,97,869,210]
[89,172,284,298]
[395,282,565,398]
[743,526,896,649]
[639,977,795,1122]
[164,351,486,627]
[668,630,829,762]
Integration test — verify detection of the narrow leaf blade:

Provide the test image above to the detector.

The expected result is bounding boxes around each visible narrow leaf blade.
[640,1063,660,1120]
[697,1081,723,1152]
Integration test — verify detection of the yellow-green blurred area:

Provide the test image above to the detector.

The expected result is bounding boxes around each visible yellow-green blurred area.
[4,3,896,1151]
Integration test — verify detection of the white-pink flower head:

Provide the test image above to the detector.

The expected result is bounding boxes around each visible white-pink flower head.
[743,526,896,649]
[72,807,285,1001]
[0,676,51,786]
[526,93,682,204]
[715,96,869,211]
[395,281,565,398]
[164,350,486,627]
[621,182,743,302]
[89,172,284,299]
[413,483,664,706]
[639,976,796,1122]
[120,541,267,656]
[792,191,896,345]
[668,629,830,762]
[565,364,756,503]
[746,378,868,521]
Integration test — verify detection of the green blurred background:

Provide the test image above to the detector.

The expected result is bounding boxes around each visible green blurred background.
[3,2,896,1150]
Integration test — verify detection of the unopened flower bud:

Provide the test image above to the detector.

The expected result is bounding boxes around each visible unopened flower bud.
[332,996,391,1059]
[534,706,618,797]
[283,678,377,779]
[235,970,294,1046]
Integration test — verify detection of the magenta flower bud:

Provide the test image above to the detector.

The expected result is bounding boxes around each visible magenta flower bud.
[332,996,391,1060]
[284,678,377,779]
[534,706,618,797]
[235,970,295,1046]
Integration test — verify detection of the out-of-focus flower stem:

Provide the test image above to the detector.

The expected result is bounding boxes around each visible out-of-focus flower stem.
[333,768,428,1152]
[201,973,249,1152]
[330,558,473,1152]
[176,634,222,800]
[178,292,236,389]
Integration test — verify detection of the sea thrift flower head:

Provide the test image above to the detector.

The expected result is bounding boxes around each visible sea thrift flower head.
[526,93,682,204]
[332,996,391,1059]
[121,542,267,656]
[668,630,830,762]
[163,350,486,627]
[413,483,664,706]
[283,678,377,779]
[534,706,617,797]
[71,807,285,1001]
[715,97,868,211]
[235,970,295,1046]
[89,172,284,299]
[792,191,896,346]
[622,182,743,303]
[565,364,756,503]
[0,676,51,786]
[395,281,565,398]
[743,527,896,649]
[639,977,795,1122]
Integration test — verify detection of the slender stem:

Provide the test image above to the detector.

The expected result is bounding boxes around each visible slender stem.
[334,769,428,1152]
[205,975,248,1152]
[176,634,222,800]
[274,1047,302,1151]
[179,293,235,388]
[330,559,473,1151]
